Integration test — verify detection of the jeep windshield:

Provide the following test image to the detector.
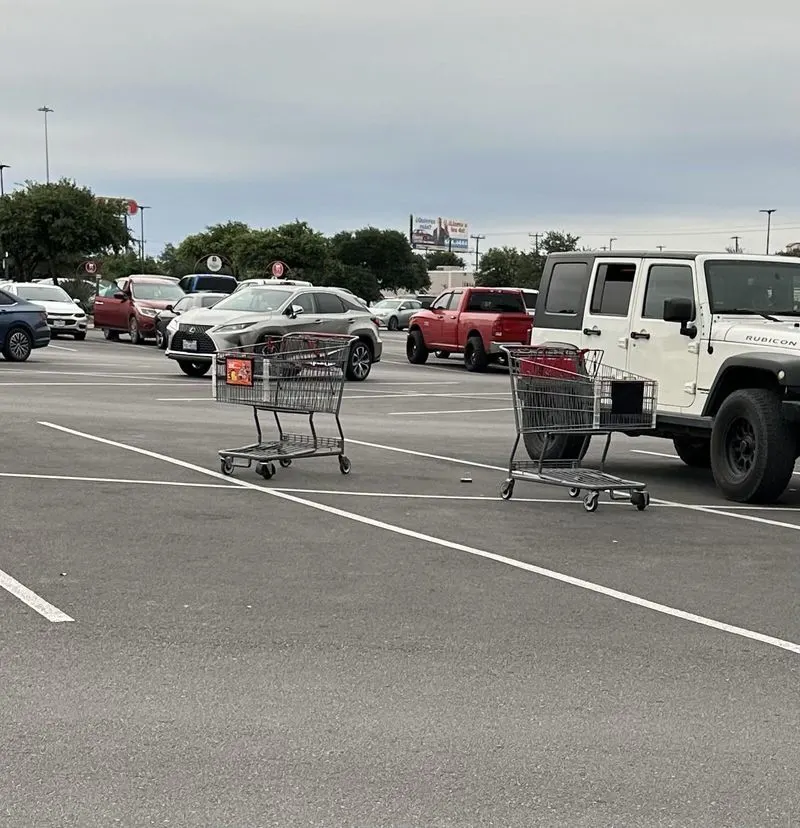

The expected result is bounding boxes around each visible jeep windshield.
[705,260,800,316]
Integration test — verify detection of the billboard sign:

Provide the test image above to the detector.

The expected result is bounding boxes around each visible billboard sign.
[411,216,468,251]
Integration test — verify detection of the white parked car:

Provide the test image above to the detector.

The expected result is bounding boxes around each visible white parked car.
[0,282,88,339]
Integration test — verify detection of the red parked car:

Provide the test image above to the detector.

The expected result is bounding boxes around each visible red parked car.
[406,286,532,371]
[93,276,186,344]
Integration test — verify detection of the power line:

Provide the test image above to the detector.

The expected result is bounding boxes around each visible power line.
[482,222,800,239]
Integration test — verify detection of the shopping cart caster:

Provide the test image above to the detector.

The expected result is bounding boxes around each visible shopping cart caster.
[256,462,276,480]
[568,487,581,498]
[583,491,599,512]
[630,491,650,511]
[500,479,514,500]
[338,456,352,475]
[220,458,234,476]
[279,458,292,468]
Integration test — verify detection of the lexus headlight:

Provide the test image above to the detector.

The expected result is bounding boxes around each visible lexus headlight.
[214,322,256,333]
[137,306,158,317]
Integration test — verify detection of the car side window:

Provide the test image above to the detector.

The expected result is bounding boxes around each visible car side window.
[0,289,15,305]
[172,297,190,312]
[544,262,591,315]
[97,280,118,298]
[430,293,452,310]
[643,265,696,320]
[448,290,463,309]
[292,292,316,313]
[589,263,637,316]
[178,277,192,292]
[314,293,346,313]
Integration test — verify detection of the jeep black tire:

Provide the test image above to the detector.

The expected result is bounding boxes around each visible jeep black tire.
[464,336,489,372]
[710,388,795,503]
[673,436,711,468]
[406,329,429,364]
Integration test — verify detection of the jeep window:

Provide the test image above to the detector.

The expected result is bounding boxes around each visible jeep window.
[589,263,636,316]
[643,265,695,319]
[544,262,590,315]
[466,291,526,313]
[705,260,800,315]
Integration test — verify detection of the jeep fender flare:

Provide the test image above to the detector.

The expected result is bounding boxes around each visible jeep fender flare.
[702,352,800,416]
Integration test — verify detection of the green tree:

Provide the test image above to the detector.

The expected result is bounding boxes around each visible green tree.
[314,261,381,303]
[97,250,164,281]
[476,247,543,288]
[0,179,131,279]
[157,242,195,278]
[539,230,580,253]
[236,221,329,280]
[174,221,253,275]
[424,250,465,270]
[330,227,426,292]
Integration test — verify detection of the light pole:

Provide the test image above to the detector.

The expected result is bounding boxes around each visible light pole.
[609,237,617,250]
[37,106,53,183]
[138,205,150,267]
[0,164,8,197]
[0,164,8,279]
[470,234,485,271]
[759,209,775,254]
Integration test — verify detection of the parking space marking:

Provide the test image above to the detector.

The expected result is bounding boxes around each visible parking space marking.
[346,439,800,532]
[0,472,235,489]
[48,344,78,352]
[0,382,206,387]
[388,407,513,416]
[36,421,800,655]
[631,449,679,460]
[0,568,73,622]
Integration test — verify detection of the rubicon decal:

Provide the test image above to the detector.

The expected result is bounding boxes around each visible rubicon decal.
[744,335,798,347]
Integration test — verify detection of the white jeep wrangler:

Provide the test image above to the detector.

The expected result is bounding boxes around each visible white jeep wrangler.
[529,250,800,504]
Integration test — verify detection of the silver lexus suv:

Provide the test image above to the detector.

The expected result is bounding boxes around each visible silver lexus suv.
[165,284,382,380]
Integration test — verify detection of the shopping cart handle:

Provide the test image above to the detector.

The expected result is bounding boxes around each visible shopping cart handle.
[582,327,601,335]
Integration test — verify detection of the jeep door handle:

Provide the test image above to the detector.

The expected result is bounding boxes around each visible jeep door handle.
[583,327,601,335]
[630,330,650,340]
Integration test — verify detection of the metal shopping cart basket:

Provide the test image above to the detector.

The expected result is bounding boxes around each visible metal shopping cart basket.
[499,346,657,512]
[214,333,356,480]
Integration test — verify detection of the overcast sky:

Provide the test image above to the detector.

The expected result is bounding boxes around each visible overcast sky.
[3,0,800,260]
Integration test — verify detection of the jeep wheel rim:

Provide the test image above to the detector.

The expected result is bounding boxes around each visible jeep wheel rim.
[351,344,370,379]
[726,417,756,476]
[9,331,30,359]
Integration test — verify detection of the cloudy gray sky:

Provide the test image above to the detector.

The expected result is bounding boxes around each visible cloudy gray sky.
[4,0,800,259]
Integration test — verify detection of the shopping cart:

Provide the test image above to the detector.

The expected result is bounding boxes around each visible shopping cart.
[499,346,657,512]
[214,333,356,480]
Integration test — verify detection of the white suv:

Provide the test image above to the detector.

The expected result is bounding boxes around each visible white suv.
[530,250,800,503]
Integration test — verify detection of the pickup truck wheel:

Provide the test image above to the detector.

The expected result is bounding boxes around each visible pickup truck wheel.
[672,436,711,468]
[710,388,795,503]
[464,336,488,372]
[406,330,429,364]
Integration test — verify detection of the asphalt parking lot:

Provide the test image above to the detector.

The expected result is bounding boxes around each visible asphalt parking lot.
[2,330,799,827]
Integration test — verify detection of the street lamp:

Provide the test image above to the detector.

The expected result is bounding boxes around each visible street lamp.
[0,164,8,197]
[37,106,53,183]
[759,209,776,255]
[138,205,150,267]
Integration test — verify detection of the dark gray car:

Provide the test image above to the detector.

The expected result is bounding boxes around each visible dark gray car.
[165,285,383,380]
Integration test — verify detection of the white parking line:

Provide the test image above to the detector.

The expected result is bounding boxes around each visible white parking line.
[388,407,513,416]
[35,421,800,655]
[0,472,235,489]
[346,439,800,533]
[631,449,679,459]
[0,382,206,387]
[48,344,78,352]
[0,568,73,622]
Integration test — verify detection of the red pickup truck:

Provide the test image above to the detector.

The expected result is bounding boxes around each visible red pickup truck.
[406,287,532,371]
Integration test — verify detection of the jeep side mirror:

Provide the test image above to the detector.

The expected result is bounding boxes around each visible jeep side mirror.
[663,297,696,338]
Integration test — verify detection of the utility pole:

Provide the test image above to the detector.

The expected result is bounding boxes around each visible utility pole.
[730,235,741,253]
[656,245,664,251]
[138,205,151,267]
[609,237,617,250]
[37,106,53,183]
[470,234,485,271]
[759,209,775,254]
[0,164,8,279]
[528,232,541,253]
[0,164,8,196]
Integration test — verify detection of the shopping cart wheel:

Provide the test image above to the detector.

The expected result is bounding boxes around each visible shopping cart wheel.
[279,458,292,468]
[631,491,650,511]
[583,491,599,512]
[500,479,514,500]
[338,456,352,475]
[568,487,581,498]
[256,462,276,480]
[220,458,234,476]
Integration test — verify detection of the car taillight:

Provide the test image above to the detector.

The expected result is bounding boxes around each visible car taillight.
[492,320,502,337]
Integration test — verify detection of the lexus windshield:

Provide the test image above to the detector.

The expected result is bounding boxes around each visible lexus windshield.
[705,260,800,315]
[212,288,293,312]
